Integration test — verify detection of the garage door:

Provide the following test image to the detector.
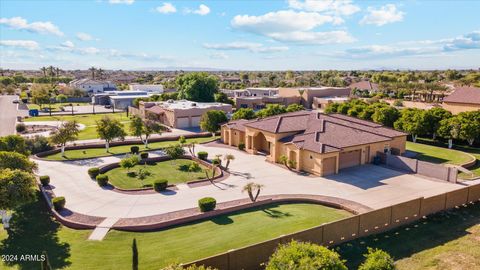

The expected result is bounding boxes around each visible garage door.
[191,116,202,127]
[322,157,336,176]
[176,117,190,128]
[339,150,361,170]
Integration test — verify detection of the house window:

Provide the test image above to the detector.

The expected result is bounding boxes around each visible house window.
[310,155,313,159]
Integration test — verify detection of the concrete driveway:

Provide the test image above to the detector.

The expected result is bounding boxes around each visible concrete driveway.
[35,144,464,219]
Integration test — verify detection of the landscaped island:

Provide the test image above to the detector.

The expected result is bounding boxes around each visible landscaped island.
[105,159,209,189]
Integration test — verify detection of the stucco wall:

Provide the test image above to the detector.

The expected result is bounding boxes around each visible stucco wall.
[442,102,480,114]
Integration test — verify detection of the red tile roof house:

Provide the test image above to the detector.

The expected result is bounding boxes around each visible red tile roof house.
[442,86,480,114]
[221,111,407,176]
[349,80,379,94]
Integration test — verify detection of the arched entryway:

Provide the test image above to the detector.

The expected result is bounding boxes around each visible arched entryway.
[253,132,270,155]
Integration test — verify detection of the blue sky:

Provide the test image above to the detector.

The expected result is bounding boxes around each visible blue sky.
[1,0,479,70]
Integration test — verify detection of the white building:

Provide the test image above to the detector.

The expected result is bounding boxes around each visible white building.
[69,78,116,94]
[92,90,151,110]
[128,84,164,93]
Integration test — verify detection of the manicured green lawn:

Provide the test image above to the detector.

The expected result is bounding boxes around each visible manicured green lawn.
[406,141,473,165]
[44,136,219,160]
[338,201,480,270]
[0,194,352,270]
[106,159,209,188]
[28,102,90,112]
[24,113,131,140]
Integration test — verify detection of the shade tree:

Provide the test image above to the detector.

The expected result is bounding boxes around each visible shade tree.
[96,117,126,152]
[49,120,79,157]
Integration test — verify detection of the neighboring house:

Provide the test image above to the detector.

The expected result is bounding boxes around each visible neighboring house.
[235,96,301,110]
[442,86,480,114]
[278,87,351,109]
[221,111,407,176]
[135,100,232,129]
[349,80,379,94]
[92,90,151,110]
[128,84,164,93]
[69,78,116,94]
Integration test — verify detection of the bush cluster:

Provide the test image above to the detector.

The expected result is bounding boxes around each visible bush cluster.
[153,179,168,191]
[25,135,53,154]
[212,158,221,166]
[178,162,202,172]
[130,146,140,154]
[39,175,50,186]
[88,167,100,178]
[238,142,245,151]
[140,152,149,159]
[96,174,109,186]
[197,151,208,160]
[16,123,26,133]
[52,196,66,211]
[198,197,216,212]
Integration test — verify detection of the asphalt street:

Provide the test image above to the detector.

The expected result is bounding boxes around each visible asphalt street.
[0,95,20,136]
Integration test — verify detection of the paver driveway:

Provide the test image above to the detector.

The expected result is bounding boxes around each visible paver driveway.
[35,144,464,219]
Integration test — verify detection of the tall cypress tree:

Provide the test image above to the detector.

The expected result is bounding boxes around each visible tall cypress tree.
[132,238,138,270]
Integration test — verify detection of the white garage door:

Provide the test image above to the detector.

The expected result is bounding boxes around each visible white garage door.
[191,116,202,127]
[176,117,190,128]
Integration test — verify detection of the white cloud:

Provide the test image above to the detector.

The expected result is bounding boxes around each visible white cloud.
[76,47,100,55]
[203,41,289,53]
[288,0,360,16]
[443,31,480,51]
[156,3,177,14]
[186,4,210,16]
[0,17,63,36]
[0,40,39,50]
[61,40,75,48]
[231,10,355,45]
[360,4,404,26]
[76,32,96,41]
[209,52,229,59]
[108,0,134,5]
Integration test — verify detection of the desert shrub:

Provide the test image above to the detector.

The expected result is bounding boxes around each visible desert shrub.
[39,175,50,186]
[393,100,403,107]
[212,158,221,166]
[287,159,297,169]
[140,152,149,159]
[52,196,66,211]
[96,174,109,186]
[198,197,216,212]
[358,248,395,270]
[153,179,168,191]
[266,241,347,270]
[130,146,140,154]
[188,162,201,172]
[238,142,245,151]
[16,123,26,133]
[88,167,100,178]
[120,155,139,172]
[197,151,208,160]
[178,164,190,172]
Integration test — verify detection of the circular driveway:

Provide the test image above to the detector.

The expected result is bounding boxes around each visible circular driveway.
[35,144,464,219]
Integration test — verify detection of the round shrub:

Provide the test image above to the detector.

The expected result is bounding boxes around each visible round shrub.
[358,248,395,270]
[212,158,221,166]
[52,196,66,211]
[238,142,245,151]
[153,179,168,192]
[96,174,109,187]
[16,123,26,133]
[39,175,50,186]
[140,152,149,159]
[198,197,216,212]
[131,146,140,154]
[88,167,100,178]
[266,241,347,270]
[197,151,208,160]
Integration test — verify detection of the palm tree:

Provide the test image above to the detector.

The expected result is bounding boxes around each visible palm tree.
[89,66,96,80]
[55,67,61,78]
[242,182,264,202]
[224,154,235,170]
[97,68,104,80]
[41,67,47,77]
[48,66,55,77]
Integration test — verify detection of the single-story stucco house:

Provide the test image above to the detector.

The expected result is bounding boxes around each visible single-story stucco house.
[221,111,407,176]
[442,86,480,114]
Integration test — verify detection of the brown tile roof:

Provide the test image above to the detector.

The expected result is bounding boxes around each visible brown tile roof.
[443,86,480,105]
[223,119,250,132]
[349,80,379,91]
[146,105,165,115]
[240,110,407,154]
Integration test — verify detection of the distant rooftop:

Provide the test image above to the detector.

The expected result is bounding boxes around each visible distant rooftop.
[153,99,232,110]
[443,86,480,105]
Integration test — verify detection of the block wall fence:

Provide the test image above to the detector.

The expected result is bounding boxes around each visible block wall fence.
[185,183,480,270]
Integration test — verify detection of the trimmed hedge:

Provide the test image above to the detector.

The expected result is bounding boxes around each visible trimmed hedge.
[198,197,216,212]
[140,152,149,159]
[16,123,26,133]
[153,179,168,192]
[88,167,100,178]
[238,142,245,151]
[52,196,66,211]
[131,146,140,154]
[197,151,208,160]
[96,174,109,187]
[39,175,50,186]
